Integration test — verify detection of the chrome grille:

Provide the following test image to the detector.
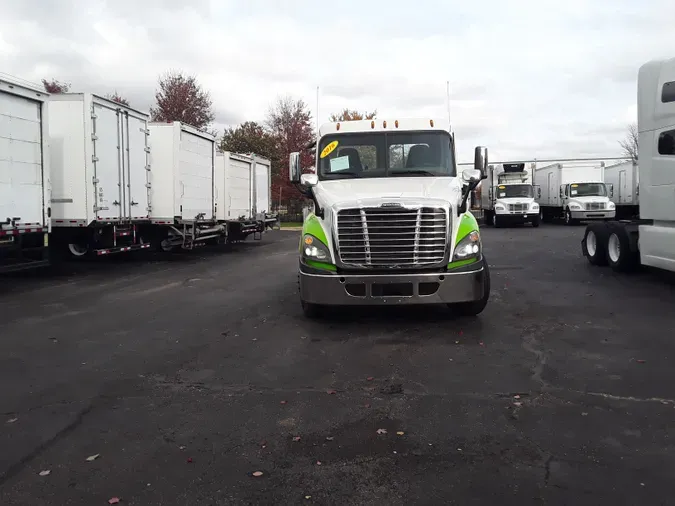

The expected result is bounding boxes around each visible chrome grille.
[585,202,604,210]
[336,206,448,267]
[508,203,528,213]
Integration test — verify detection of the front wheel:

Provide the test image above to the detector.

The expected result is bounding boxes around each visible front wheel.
[447,259,490,317]
[301,299,324,319]
[492,213,501,228]
[564,208,576,226]
[531,215,541,228]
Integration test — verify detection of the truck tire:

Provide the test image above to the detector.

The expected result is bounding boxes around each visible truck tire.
[531,215,541,228]
[301,300,324,318]
[564,208,575,226]
[448,259,490,317]
[581,223,609,266]
[606,225,639,272]
[492,213,501,228]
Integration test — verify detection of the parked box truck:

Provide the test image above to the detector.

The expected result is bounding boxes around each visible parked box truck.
[604,160,639,219]
[0,75,51,272]
[215,152,271,241]
[534,162,615,225]
[582,56,675,273]
[47,93,151,257]
[481,163,540,227]
[146,121,226,251]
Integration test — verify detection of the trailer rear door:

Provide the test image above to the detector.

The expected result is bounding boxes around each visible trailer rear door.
[178,128,213,220]
[122,112,150,219]
[0,92,44,227]
[92,103,123,220]
[255,160,270,214]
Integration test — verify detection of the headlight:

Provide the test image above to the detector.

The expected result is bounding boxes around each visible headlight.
[495,204,505,211]
[570,204,582,210]
[608,202,615,209]
[530,203,539,210]
[453,230,481,261]
[302,234,330,261]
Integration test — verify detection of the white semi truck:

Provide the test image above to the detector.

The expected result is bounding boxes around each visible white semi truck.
[604,160,639,219]
[289,118,490,318]
[47,93,152,257]
[0,75,51,272]
[534,161,615,225]
[582,56,675,272]
[481,163,540,227]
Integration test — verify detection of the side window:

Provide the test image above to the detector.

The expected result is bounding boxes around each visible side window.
[662,81,675,103]
[658,129,675,155]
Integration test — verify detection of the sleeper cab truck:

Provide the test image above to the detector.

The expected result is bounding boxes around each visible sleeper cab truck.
[288,118,490,318]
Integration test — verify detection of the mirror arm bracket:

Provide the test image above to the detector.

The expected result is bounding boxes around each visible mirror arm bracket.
[295,183,324,219]
[458,180,479,216]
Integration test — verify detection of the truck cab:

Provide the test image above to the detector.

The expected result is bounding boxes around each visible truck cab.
[289,118,490,318]
[482,163,540,227]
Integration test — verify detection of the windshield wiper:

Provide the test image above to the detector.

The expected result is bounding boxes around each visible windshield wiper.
[390,170,439,177]
[325,171,362,178]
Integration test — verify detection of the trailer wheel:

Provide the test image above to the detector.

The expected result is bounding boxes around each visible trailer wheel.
[582,223,609,266]
[68,243,89,258]
[607,226,639,272]
[448,258,490,317]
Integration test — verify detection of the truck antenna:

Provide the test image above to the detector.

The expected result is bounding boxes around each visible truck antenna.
[316,86,320,135]
[446,81,451,124]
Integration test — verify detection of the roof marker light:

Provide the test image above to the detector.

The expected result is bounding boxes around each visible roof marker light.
[336,122,340,130]
[430,119,434,127]
[383,120,387,128]
[395,120,399,128]
[371,121,375,129]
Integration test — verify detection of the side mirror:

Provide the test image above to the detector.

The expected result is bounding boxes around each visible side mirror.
[300,173,318,187]
[289,152,301,183]
[607,183,614,197]
[461,168,482,184]
[536,185,541,199]
[559,186,564,198]
[474,146,488,179]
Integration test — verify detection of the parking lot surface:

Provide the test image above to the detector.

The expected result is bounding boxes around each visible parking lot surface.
[1,225,674,505]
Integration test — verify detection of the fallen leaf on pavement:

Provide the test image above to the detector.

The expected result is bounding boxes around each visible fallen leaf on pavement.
[396,431,405,436]
[459,330,463,336]
[364,403,371,408]
[305,496,312,500]
[187,457,193,463]
[39,470,51,476]
[455,340,460,344]
[325,436,334,441]
[85,454,100,462]
[513,402,522,407]
[179,446,186,450]
[316,461,321,465]
[280,400,287,405]
[252,471,263,477]
[366,376,374,381]
[376,428,387,435]
[6,417,17,424]
[636,359,646,364]
[514,395,521,399]
[292,436,301,442]
[327,390,337,395]
[479,341,485,347]
[108,498,120,504]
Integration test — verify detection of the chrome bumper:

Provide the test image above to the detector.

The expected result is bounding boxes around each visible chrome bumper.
[299,262,486,306]
[571,210,616,220]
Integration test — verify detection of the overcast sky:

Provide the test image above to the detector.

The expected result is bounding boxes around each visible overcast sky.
[0,0,672,162]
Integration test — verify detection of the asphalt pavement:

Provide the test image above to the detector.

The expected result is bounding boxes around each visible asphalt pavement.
[1,225,674,505]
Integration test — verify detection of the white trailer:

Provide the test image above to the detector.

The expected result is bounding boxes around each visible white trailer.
[146,121,226,251]
[47,93,152,257]
[215,152,272,241]
[534,161,615,225]
[0,75,51,272]
[582,56,675,273]
[604,160,639,219]
[481,163,540,227]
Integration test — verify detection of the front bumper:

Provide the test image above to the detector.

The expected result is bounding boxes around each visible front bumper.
[495,212,537,223]
[571,210,615,220]
[299,260,486,306]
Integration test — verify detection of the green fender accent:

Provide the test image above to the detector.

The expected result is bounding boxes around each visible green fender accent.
[447,258,478,270]
[305,260,337,272]
[455,211,479,245]
[302,213,329,245]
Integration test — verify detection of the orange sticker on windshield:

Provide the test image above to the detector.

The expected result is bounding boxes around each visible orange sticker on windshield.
[320,141,339,158]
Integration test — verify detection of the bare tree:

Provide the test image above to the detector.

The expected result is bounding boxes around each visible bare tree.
[619,123,638,161]
[329,108,377,121]
[106,91,129,106]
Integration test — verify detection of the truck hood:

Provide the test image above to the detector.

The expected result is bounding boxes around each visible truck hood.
[569,195,610,202]
[495,197,535,205]
[315,177,462,209]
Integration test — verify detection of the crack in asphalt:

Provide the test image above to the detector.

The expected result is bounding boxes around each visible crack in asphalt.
[581,391,675,406]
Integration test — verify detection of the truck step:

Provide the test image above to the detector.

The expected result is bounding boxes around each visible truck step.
[95,243,151,256]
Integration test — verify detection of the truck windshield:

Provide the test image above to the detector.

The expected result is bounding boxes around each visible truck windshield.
[317,131,455,179]
[571,183,606,197]
[496,185,533,198]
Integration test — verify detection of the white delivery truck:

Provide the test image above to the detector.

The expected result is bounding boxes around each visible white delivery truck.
[534,161,615,225]
[604,160,639,219]
[582,56,675,273]
[47,93,152,257]
[146,121,227,251]
[289,118,490,318]
[481,162,540,227]
[215,151,272,241]
[0,75,51,272]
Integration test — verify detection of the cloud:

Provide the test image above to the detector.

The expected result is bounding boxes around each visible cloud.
[0,0,671,162]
